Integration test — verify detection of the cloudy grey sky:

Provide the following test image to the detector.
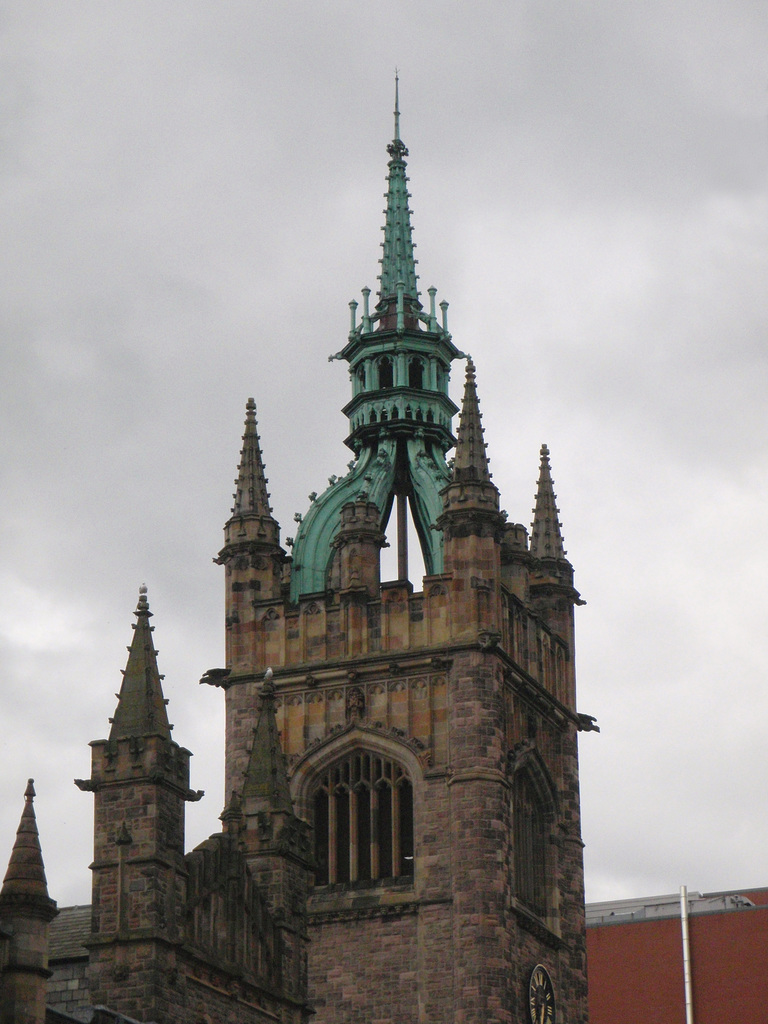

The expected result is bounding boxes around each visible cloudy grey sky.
[1,2,767,908]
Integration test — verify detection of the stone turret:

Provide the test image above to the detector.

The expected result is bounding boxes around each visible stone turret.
[333,495,386,598]
[437,359,505,636]
[529,444,583,705]
[0,780,58,1024]
[219,399,285,673]
[77,587,201,1020]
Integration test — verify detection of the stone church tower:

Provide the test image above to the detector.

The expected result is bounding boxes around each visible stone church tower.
[212,86,596,1024]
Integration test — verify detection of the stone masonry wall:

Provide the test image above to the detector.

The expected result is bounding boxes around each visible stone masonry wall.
[47,960,90,1016]
[308,911,420,1024]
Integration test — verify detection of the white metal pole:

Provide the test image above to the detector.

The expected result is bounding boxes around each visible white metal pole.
[680,884,695,1024]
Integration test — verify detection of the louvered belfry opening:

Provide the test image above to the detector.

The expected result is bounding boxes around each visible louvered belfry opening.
[312,752,414,886]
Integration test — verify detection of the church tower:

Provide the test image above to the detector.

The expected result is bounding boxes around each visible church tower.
[213,86,595,1024]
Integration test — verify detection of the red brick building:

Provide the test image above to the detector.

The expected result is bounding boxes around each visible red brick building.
[587,888,768,1023]
[1,91,596,1024]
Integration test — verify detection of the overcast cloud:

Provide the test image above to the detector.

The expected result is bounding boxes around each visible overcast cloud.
[1,1,767,908]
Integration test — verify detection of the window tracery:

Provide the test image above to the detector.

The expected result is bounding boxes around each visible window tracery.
[513,769,551,919]
[312,751,414,885]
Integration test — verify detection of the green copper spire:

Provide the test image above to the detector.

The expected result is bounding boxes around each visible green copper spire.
[290,89,465,600]
[378,74,419,306]
[109,586,171,741]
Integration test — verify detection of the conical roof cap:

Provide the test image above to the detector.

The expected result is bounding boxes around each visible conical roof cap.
[1,780,54,905]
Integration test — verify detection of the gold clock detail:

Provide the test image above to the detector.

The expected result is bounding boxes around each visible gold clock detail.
[528,964,555,1024]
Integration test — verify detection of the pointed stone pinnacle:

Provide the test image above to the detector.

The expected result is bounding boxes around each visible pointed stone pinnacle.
[530,443,567,560]
[452,359,493,484]
[231,398,274,519]
[109,587,172,741]
[0,778,54,905]
[242,669,294,816]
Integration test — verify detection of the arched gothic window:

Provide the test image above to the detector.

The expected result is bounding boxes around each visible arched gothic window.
[513,770,549,918]
[409,358,424,389]
[379,357,394,389]
[312,752,414,886]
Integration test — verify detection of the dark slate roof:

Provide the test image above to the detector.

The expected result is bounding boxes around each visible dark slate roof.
[48,904,90,961]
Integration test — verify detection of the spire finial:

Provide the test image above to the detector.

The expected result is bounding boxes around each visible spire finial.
[394,69,401,141]
[261,666,275,699]
[380,81,418,305]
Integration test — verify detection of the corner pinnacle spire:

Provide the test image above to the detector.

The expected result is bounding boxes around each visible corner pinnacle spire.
[378,76,419,305]
[452,359,493,485]
[232,398,273,519]
[530,444,567,560]
[109,586,171,741]
[1,780,54,905]
[242,669,294,815]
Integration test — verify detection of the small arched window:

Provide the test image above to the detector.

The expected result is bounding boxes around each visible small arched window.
[409,359,424,389]
[312,752,414,886]
[379,357,394,389]
[356,364,366,392]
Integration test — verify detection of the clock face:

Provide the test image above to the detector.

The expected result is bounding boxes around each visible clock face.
[528,964,555,1024]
